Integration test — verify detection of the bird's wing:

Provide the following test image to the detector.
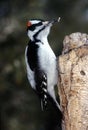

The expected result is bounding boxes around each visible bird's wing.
[34,69,48,111]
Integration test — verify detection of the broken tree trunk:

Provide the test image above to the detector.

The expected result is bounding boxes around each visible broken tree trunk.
[58,32,88,130]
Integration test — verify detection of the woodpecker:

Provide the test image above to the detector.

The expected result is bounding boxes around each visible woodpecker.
[25,18,61,112]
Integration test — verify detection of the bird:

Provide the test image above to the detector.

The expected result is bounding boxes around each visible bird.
[25,18,62,112]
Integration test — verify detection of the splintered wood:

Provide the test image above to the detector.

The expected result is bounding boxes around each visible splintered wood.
[58,32,88,130]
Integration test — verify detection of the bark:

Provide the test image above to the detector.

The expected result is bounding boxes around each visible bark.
[58,32,88,130]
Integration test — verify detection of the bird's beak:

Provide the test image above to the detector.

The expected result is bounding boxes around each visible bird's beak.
[43,17,61,27]
[42,20,54,27]
[49,17,61,24]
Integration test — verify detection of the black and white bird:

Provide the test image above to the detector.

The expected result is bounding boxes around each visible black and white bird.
[25,18,61,112]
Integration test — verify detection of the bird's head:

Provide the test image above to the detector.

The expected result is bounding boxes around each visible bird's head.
[27,18,60,41]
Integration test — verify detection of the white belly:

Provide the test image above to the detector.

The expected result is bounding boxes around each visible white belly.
[38,44,58,88]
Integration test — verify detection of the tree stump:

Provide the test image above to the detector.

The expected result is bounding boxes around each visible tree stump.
[58,32,88,130]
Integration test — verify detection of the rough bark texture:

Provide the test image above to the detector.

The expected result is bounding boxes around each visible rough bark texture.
[58,32,88,130]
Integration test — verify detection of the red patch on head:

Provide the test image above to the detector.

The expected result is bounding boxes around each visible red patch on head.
[27,21,32,27]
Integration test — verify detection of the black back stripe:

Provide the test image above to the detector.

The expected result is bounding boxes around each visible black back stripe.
[26,40,39,71]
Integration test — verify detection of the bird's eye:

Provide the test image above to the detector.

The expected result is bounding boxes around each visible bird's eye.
[36,22,43,26]
[27,22,43,31]
[28,25,36,31]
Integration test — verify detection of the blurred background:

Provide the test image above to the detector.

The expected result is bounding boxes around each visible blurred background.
[0,0,88,130]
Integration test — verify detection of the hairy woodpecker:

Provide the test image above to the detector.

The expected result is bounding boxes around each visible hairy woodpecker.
[25,18,61,112]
